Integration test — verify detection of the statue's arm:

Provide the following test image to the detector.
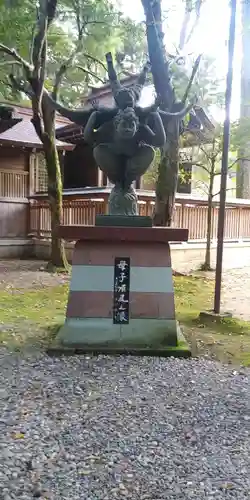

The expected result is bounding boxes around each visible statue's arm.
[142,111,166,147]
[84,111,99,145]
[106,52,121,96]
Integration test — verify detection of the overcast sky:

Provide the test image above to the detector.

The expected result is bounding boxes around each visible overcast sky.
[120,0,242,121]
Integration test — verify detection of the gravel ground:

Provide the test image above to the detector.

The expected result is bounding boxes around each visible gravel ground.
[1,351,250,500]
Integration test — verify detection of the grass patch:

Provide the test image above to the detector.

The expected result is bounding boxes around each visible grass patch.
[174,275,250,365]
[174,275,214,323]
[0,274,250,365]
[0,285,68,350]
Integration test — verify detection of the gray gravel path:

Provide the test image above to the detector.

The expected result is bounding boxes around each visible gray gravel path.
[1,351,250,499]
[221,267,250,321]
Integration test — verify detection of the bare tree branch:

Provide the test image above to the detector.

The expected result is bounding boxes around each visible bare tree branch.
[0,78,13,90]
[30,1,58,136]
[76,66,106,84]
[229,157,250,169]
[212,187,236,198]
[193,179,209,195]
[179,0,193,51]
[83,20,119,30]
[29,18,38,65]
[32,1,48,81]
[191,161,211,174]
[72,0,82,37]
[52,49,80,101]
[0,60,21,67]
[199,143,218,162]
[181,54,202,104]
[53,51,80,101]
[9,74,34,98]
[0,44,32,75]
[40,39,47,93]
[82,53,107,73]
[52,10,90,102]
[180,0,205,49]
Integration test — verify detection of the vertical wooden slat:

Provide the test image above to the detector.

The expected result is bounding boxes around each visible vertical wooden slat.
[27,193,250,242]
[0,169,29,199]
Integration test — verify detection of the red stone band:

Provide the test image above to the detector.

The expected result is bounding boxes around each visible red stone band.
[72,240,172,267]
[66,291,176,320]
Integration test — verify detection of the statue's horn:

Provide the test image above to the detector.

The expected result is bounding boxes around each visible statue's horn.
[45,92,118,128]
[45,92,93,126]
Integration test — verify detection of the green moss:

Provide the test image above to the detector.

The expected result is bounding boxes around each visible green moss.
[174,275,214,322]
[173,275,250,365]
[0,286,68,349]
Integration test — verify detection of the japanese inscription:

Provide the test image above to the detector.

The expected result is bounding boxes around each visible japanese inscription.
[113,257,130,324]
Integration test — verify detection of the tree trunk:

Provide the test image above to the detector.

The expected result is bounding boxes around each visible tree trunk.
[142,0,180,227]
[39,95,69,271]
[154,119,179,226]
[44,137,68,269]
[237,0,250,198]
[204,194,213,270]
[203,168,214,271]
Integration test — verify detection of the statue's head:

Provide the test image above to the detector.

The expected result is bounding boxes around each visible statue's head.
[114,107,139,139]
[114,88,135,110]
[114,84,143,111]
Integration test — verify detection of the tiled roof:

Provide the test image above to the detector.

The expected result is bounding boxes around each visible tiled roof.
[0,118,22,134]
[0,101,74,149]
[0,119,74,150]
[8,103,71,126]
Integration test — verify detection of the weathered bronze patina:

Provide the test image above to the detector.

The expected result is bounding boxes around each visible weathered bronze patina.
[48,53,174,215]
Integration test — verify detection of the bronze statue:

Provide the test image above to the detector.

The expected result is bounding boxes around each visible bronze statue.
[47,52,190,215]
[46,53,159,128]
[84,104,166,215]
[106,52,151,111]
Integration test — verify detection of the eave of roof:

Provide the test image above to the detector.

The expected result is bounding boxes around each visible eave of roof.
[0,118,22,134]
[0,120,74,150]
[0,101,72,127]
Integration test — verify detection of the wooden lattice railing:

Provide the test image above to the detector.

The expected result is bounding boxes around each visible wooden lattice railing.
[0,169,29,199]
[29,189,250,242]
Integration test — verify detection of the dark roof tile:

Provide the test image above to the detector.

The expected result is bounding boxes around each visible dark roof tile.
[0,119,74,150]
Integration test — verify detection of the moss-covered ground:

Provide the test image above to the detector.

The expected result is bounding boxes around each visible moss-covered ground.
[0,274,250,365]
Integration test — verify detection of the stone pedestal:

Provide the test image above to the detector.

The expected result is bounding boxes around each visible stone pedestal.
[55,224,190,356]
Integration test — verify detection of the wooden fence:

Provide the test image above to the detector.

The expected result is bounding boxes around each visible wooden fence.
[29,190,250,242]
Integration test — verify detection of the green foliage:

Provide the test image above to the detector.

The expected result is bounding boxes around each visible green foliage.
[191,125,238,197]
[0,0,224,109]
[115,17,147,72]
[231,117,250,152]
[144,149,193,188]
[0,1,36,101]
[143,148,161,184]
[0,0,147,105]
[171,54,224,109]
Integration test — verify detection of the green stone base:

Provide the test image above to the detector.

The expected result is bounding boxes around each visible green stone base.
[56,318,178,346]
[48,322,191,358]
[95,215,153,227]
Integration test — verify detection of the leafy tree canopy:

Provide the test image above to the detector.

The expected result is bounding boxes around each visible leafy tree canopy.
[0,0,146,105]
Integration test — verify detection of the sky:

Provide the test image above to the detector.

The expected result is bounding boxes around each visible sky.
[119,0,242,122]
